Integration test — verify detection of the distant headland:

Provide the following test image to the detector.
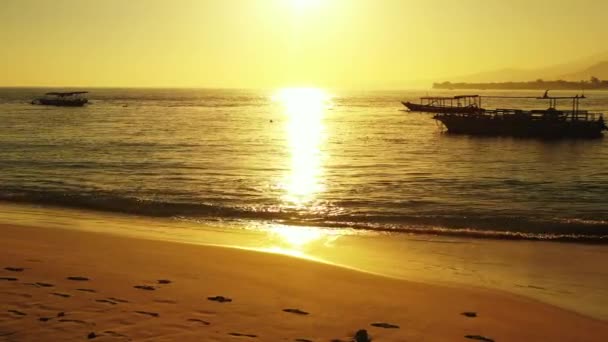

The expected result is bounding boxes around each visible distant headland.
[433,77,608,90]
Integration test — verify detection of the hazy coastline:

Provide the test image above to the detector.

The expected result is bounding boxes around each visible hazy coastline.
[433,80,608,91]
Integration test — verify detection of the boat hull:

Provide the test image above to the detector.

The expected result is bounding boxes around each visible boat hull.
[33,99,88,107]
[434,114,606,139]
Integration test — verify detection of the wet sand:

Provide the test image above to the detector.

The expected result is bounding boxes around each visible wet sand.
[1,223,607,341]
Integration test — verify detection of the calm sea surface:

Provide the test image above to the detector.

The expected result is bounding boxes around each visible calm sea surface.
[1,88,607,242]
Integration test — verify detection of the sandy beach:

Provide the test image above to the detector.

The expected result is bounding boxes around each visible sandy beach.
[2,222,607,341]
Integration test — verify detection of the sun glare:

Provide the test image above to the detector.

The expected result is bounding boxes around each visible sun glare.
[263,224,342,259]
[270,225,325,247]
[289,0,323,10]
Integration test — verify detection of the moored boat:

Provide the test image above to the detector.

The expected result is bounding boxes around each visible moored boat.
[433,93,607,139]
[31,91,89,107]
[402,95,484,114]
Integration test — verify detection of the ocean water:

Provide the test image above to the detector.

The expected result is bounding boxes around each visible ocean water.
[1,88,607,242]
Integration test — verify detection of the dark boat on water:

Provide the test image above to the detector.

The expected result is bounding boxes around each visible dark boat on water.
[402,95,484,114]
[433,93,607,139]
[31,91,89,107]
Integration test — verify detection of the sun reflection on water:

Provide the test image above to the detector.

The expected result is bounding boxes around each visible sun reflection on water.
[273,87,329,208]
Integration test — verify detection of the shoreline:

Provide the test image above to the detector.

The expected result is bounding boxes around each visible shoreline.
[1,202,608,321]
[2,222,608,341]
[1,198,607,245]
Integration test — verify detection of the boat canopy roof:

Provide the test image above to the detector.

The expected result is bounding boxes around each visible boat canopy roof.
[45,91,89,96]
[420,95,479,100]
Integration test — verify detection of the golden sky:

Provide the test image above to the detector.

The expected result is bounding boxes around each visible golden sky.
[1,0,607,89]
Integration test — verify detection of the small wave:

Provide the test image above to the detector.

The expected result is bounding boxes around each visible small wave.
[318,221,608,243]
[0,188,607,243]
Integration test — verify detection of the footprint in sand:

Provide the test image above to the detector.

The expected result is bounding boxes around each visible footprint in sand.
[283,308,310,315]
[195,309,218,316]
[4,267,24,272]
[134,285,156,291]
[187,318,210,325]
[67,276,90,281]
[370,322,399,329]
[228,332,257,338]
[527,284,546,290]
[154,299,178,304]
[8,309,26,316]
[59,318,89,325]
[104,331,128,338]
[108,297,129,303]
[157,279,172,284]
[34,282,54,288]
[103,330,131,341]
[134,310,159,317]
[465,335,495,342]
[77,288,97,293]
[51,292,71,298]
[0,277,18,281]
[462,312,478,318]
[38,311,64,322]
[207,295,232,303]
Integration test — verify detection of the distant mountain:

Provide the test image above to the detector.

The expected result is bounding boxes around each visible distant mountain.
[560,61,608,80]
[451,68,538,83]
[444,51,608,83]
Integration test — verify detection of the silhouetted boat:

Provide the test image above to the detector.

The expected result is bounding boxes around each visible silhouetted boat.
[433,92,607,139]
[31,91,89,107]
[402,95,484,114]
